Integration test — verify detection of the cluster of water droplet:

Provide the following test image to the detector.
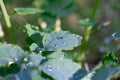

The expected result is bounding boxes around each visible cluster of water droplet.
[35,47,42,53]
[14,57,19,62]
[46,53,66,72]
[59,53,65,60]
[23,57,33,67]
[47,65,53,72]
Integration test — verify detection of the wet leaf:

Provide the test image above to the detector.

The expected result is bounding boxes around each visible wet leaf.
[40,59,81,80]
[43,31,82,51]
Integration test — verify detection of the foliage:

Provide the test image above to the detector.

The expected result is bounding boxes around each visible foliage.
[0,0,120,80]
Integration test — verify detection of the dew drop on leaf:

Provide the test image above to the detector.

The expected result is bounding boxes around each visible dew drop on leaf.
[24,57,28,62]
[57,36,63,40]
[14,57,18,61]
[27,61,33,66]
[35,47,42,52]
[59,53,65,60]
[15,75,20,80]
[47,65,53,72]
[63,42,66,44]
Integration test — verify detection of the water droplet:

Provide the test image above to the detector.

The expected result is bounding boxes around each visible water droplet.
[14,57,18,61]
[59,53,65,60]
[35,47,42,54]
[47,65,53,71]
[24,57,28,62]
[63,42,66,44]
[15,75,20,80]
[57,36,63,39]
[27,62,33,66]
[35,47,42,52]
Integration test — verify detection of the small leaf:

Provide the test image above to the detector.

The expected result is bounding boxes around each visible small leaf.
[78,19,95,27]
[102,52,119,66]
[43,31,82,51]
[0,44,26,67]
[25,24,40,37]
[92,22,103,31]
[91,65,120,80]
[30,33,43,46]
[81,71,95,80]
[69,69,88,80]
[14,8,44,15]
[25,24,43,47]
[112,31,120,40]
[40,59,81,80]
[29,43,39,51]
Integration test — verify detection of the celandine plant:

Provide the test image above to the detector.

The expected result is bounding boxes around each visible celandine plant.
[0,0,120,80]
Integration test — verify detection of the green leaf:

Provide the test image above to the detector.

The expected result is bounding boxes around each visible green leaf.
[78,19,95,27]
[47,51,66,59]
[40,58,81,80]
[43,0,77,17]
[102,52,119,66]
[27,54,45,66]
[25,24,43,47]
[92,22,103,31]
[43,31,82,51]
[112,31,120,40]
[91,65,120,80]
[25,24,40,37]
[29,43,39,51]
[0,44,25,67]
[81,71,95,80]
[30,33,43,47]
[14,8,44,15]
[70,69,88,80]
[5,67,51,80]
[5,69,31,80]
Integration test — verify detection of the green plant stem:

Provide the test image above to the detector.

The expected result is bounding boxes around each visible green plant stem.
[0,0,17,44]
[78,26,92,62]
[91,0,100,19]
[78,0,100,63]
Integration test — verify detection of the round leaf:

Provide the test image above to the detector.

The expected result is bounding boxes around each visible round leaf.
[43,31,82,51]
